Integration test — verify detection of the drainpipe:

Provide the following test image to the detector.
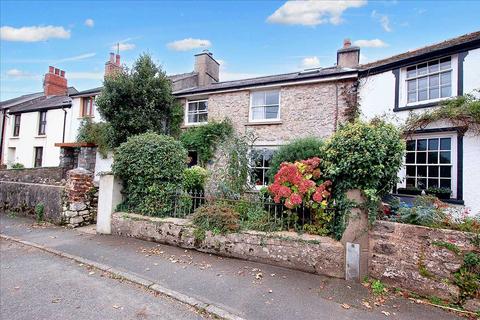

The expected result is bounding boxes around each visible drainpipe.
[334,81,339,132]
[62,107,67,143]
[0,109,7,166]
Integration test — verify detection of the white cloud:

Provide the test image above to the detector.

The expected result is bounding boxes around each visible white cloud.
[353,39,388,48]
[301,56,321,69]
[217,59,262,81]
[371,10,392,32]
[58,52,96,62]
[111,40,136,52]
[68,71,104,80]
[0,25,70,42]
[84,19,95,27]
[167,38,211,51]
[6,69,36,79]
[267,0,367,26]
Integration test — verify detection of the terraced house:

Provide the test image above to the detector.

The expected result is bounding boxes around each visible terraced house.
[1,31,479,213]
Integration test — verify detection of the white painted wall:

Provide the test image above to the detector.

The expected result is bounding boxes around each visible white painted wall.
[359,47,480,215]
[94,151,114,182]
[2,109,66,168]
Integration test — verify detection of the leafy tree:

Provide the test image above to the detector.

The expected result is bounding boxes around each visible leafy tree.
[96,53,182,147]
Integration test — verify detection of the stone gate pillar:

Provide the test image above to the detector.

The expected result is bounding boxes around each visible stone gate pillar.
[62,168,97,227]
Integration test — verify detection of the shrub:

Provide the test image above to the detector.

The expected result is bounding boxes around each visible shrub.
[76,118,114,158]
[183,166,208,191]
[395,196,445,227]
[323,119,405,197]
[10,163,24,169]
[35,203,44,222]
[112,132,187,216]
[192,203,240,234]
[235,199,279,232]
[267,137,324,181]
[180,120,234,165]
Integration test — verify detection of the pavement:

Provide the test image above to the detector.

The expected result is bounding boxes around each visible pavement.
[0,239,208,320]
[0,214,465,320]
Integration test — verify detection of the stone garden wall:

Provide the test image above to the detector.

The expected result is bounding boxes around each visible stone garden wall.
[0,167,98,228]
[111,212,345,278]
[370,221,479,310]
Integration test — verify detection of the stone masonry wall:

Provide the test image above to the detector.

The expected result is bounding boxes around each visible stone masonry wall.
[370,221,479,307]
[112,212,345,278]
[204,79,357,145]
[62,168,98,227]
[0,167,67,185]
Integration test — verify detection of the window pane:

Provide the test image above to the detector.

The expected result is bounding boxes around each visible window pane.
[406,152,415,164]
[440,179,451,189]
[440,138,451,150]
[254,169,264,186]
[428,179,439,188]
[188,103,197,112]
[440,151,451,164]
[417,139,427,151]
[429,74,439,87]
[417,165,427,177]
[428,152,438,164]
[197,101,207,111]
[428,60,439,73]
[406,165,416,177]
[406,140,416,151]
[198,113,208,123]
[252,92,265,107]
[440,71,451,85]
[251,107,264,120]
[417,152,426,164]
[418,90,428,101]
[265,106,279,119]
[440,166,451,178]
[428,139,438,150]
[407,79,416,91]
[441,85,451,98]
[417,178,427,189]
[417,63,427,75]
[418,77,428,90]
[265,91,279,105]
[407,66,416,78]
[440,57,451,70]
[429,87,439,99]
[406,178,416,188]
[188,114,196,123]
[428,166,439,177]
[408,92,417,103]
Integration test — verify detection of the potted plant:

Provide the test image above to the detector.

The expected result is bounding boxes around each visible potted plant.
[397,187,422,196]
[426,187,451,200]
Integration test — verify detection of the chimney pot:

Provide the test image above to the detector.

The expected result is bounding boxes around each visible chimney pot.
[115,54,120,65]
[60,70,65,77]
[49,66,54,73]
[343,38,351,48]
[110,52,115,63]
[54,68,60,75]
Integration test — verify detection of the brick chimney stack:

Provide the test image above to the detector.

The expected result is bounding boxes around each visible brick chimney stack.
[194,50,219,86]
[43,66,68,96]
[337,38,360,68]
[105,52,122,78]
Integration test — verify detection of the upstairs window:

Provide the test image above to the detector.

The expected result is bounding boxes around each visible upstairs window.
[13,114,21,137]
[186,100,208,125]
[406,57,452,104]
[250,90,280,122]
[81,96,95,117]
[38,111,47,135]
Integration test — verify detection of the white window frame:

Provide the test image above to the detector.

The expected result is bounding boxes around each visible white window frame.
[400,132,458,198]
[249,90,281,123]
[399,54,458,108]
[248,147,278,189]
[184,99,208,126]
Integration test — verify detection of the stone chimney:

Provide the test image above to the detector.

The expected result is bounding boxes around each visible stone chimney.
[337,39,360,68]
[43,66,68,96]
[105,52,122,77]
[194,50,219,86]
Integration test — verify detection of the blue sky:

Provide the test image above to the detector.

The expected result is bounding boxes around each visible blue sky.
[1,0,479,100]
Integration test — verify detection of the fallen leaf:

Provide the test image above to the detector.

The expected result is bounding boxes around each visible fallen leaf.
[381,311,390,316]
[341,303,351,309]
[255,273,263,280]
[268,289,273,293]
[362,301,372,309]
[52,298,62,303]
[13,286,20,290]
[88,271,95,275]
[113,305,121,309]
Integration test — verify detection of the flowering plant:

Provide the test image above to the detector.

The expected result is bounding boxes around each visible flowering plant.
[268,157,332,210]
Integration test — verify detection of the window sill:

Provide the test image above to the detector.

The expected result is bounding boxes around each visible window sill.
[77,116,94,119]
[181,122,208,129]
[245,121,282,126]
[35,135,47,138]
[9,136,20,139]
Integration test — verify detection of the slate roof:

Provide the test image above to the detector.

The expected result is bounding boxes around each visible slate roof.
[69,86,103,97]
[0,92,43,110]
[5,87,78,114]
[173,67,357,96]
[360,31,480,72]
